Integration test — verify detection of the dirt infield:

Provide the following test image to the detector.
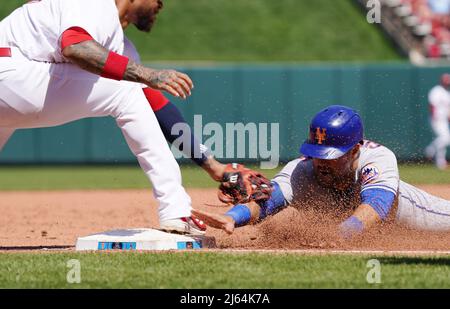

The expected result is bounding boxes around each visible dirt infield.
[0,186,449,252]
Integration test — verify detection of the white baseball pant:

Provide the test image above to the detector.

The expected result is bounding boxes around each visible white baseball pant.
[0,46,192,222]
[397,181,450,231]
[425,120,450,169]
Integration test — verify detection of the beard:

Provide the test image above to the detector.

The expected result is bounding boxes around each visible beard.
[314,169,354,190]
[135,11,156,32]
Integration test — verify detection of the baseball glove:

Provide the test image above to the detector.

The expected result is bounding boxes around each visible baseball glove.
[218,163,273,205]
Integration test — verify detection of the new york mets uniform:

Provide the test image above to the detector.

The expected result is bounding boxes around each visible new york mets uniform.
[273,140,450,231]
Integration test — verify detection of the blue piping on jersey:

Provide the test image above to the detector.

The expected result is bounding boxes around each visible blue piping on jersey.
[400,194,450,217]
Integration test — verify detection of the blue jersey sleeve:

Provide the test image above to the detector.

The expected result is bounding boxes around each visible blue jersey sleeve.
[360,188,396,220]
[258,182,288,220]
[225,182,288,227]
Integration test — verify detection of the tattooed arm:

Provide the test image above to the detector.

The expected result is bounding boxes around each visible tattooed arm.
[62,40,193,99]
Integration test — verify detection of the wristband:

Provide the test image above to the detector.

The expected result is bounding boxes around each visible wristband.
[101,51,129,81]
[225,204,252,227]
[339,216,364,240]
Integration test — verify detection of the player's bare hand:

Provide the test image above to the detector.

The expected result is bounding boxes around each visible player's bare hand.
[147,69,193,99]
[192,209,235,235]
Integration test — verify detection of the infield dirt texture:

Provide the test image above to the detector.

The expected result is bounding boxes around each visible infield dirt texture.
[0,185,449,251]
[0,166,449,288]
[0,1,448,289]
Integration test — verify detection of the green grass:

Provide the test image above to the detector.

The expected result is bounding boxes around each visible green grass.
[0,252,448,288]
[399,164,450,185]
[0,164,448,191]
[0,165,268,191]
[0,0,401,62]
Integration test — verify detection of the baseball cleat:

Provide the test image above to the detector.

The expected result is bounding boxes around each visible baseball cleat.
[159,216,207,235]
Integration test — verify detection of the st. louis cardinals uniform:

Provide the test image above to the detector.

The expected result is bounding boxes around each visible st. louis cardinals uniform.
[425,84,450,169]
[273,141,450,231]
[0,0,192,221]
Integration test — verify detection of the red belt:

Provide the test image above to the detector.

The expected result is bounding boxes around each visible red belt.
[0,48,11,57]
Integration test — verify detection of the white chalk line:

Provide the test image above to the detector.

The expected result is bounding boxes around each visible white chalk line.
[201,248,450,256]
[1,247,448,256]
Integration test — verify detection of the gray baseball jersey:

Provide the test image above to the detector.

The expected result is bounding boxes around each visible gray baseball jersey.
[273,140,450,231]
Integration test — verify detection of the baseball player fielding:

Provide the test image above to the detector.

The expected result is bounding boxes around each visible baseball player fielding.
[0,0,209,235]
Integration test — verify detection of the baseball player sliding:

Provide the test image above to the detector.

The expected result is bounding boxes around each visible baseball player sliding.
[0,0,241,235]
[425,74,450,170]
[194,106,450,240]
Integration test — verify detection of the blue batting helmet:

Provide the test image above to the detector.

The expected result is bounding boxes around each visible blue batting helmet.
[300,105,364,160]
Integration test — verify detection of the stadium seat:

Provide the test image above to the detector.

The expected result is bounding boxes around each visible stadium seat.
[383,0,403,7]
[375,0,450,59]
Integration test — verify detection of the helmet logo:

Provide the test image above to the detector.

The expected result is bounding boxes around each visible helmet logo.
[315,127,327,145]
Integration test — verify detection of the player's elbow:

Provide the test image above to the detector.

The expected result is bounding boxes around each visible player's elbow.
[60,27,94,60]
[61,42,88,61]
[62,44,76,59]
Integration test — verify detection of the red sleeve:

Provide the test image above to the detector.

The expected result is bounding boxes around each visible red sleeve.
[143,88,170,112]
[61,27,94,51]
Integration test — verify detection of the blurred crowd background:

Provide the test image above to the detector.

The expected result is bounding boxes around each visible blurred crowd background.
[0,0,449,166]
